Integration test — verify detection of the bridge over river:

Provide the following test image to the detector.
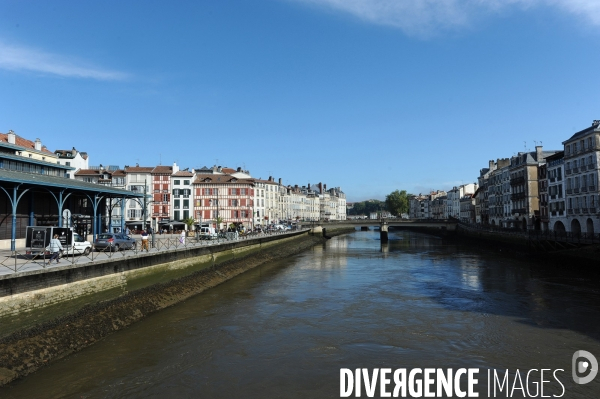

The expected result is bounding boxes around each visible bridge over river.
[306,219,458,242]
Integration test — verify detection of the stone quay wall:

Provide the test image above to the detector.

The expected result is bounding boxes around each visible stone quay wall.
[0,227,354,385]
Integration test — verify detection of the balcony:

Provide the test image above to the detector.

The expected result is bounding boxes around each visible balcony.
[510,177,525,186]
[566,189,573,194]
[574,208,580,213]
[590,207,597,213]
[574,188,580,194]
[573,167,579,173]
[581,186,588,192]
[582,208,588,213]
[568,209,574,215]
[589,164,596,170]
[590,186,597,192]
[565,169,572,175]
[511,208,526,215]
[511,192,526,200]
[549,177,556,183]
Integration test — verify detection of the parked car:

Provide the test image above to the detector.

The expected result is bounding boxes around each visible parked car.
[94,233,137,251]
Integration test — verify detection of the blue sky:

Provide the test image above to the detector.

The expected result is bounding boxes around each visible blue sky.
[1,0,600,202]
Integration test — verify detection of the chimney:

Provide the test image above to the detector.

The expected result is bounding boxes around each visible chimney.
[34,138,42,151]
[237,167,242,172]
[278,178,282,185]
[7,130,15,145]
[593,120,600,128]
[324,184,327,191]
[489,160,494,170]
[173,162,179,173]
[318,182,322,193]
[72,147,77,157]
[535,145,543,161]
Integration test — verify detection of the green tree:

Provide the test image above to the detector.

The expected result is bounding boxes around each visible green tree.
[183,217,195,232]
[385,190,409,216]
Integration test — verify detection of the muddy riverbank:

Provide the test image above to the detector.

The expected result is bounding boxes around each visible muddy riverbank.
[0,229,354,386]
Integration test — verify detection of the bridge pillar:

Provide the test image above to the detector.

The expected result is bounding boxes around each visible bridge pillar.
[360,226,369,231]
[380,222,389,243]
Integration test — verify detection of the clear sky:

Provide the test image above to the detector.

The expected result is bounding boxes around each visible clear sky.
[1,0,599,202]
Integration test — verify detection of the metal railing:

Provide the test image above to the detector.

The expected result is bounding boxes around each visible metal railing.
[0,229,307,275]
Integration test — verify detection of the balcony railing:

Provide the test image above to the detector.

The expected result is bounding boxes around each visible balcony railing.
[566,189,573,194]
[590,186,597,192]
[574,208,580,213]
[589,164,596,170]
[573,167,579,173]
[510,177,525,185]
[565,169,572,175]
[582,208,588,213]
[511,208,526,215]
[582,186,588,192]
[511,192,526,200]
[574,188,580,194]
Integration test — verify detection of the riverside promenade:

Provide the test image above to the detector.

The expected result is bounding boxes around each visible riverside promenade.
[0,230,303,277]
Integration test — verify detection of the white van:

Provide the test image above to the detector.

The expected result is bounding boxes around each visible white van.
[199,226,218,240]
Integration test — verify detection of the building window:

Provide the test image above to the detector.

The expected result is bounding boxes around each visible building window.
[184,180,190,185]
[174,180,180,185]
[174,200,180,209]
[174,211,180,220]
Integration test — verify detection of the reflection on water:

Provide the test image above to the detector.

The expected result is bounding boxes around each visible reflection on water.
[4,230,600,398]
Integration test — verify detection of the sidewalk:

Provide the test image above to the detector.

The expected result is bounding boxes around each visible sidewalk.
[0,230,299,277]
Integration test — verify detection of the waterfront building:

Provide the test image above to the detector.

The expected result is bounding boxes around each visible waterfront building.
[123,165,153,231]
[430,195,447,219]
[478,159,509,225]
[447,184,477,219]
[459,194,475,223]
[171,168,194,223]
[192,173,255,230]
[538,163,549,231]
[508,146,558,230]
[487,160,511,228]
[562,120,600,235]
[546,151,566,232]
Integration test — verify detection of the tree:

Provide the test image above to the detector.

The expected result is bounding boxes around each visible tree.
[183,217,195,235]
[385,190,409,216]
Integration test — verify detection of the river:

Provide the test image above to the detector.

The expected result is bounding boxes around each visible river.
[3,230,600,398]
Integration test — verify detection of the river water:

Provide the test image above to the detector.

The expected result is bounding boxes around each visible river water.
[3,230,600,398]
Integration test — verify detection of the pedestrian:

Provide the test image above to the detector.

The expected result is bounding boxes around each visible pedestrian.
[180,230,186,245]
[47,234,63,264]
[141,229,149,252]
[125,227,130,236]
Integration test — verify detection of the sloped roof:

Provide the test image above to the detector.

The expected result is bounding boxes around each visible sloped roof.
[125,166,154,173]
[193,174,255,185]
[173,170,194,177]
[0,132,54,154]
[152,165,172,174]
[75,169,107,176]
[563,122,600,144]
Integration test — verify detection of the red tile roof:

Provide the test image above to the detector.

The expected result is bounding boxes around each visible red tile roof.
[172,170,194,177]
[0,132,54,154]
[193,174,255,185]
[152,166,173,174]
[125,166,154,173]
